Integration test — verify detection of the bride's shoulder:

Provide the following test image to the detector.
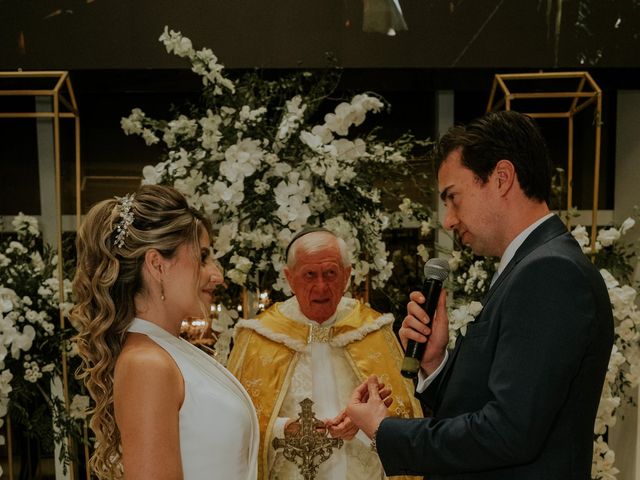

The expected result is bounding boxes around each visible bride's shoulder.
[115,335,182,390]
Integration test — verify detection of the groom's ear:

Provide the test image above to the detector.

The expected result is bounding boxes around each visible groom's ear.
[494,159,515,195]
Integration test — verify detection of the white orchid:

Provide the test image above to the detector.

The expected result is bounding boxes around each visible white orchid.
[417,244,430,262]
[277,96,306,140]
[226,254,252,285]
[29,251,45,272]
[174,170,207,198]
[447,301,483,348]
[592,435,620,480]
[159,26,194,58]
[597,227,621,247]
[220,138,264,182]
[299,130,324,151]
[571,224,590,248]
[448,251,463,271]
[273,173,312,230]
[420,218,434,237]
[323,94,383,135]
[0,288,18,314]
[120,107,146,135]
[211,180,245,207]
[214,222,238,258]
[141,128,160,146]
[10,325,35,358]
[619,217,635,235]
[163,115,198,147]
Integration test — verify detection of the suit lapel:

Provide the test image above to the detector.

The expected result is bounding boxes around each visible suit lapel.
[481,215,568,306]
[434,216,568,407]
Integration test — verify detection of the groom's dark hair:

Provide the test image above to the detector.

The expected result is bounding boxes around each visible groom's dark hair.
[434,110,552,204]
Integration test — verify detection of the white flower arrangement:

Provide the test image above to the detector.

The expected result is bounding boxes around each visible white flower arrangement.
[585,218,640,480]
[122,27,433,305]
[447,216,639,480]
[0,214,83,471]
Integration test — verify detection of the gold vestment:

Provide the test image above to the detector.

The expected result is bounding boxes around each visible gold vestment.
[228,299,422,480]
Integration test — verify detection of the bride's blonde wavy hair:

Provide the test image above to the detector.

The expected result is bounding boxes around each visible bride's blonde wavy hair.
[70,184,210,479]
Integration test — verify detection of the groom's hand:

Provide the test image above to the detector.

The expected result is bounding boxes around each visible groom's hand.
[400,289,449,375]
[345,376,390,438]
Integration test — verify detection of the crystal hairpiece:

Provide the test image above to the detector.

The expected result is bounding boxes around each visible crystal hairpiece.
[113,193,136,248]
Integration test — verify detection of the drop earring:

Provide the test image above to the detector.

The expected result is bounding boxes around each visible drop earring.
[160,280,166,301]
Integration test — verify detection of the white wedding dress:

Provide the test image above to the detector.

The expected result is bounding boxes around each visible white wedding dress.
[128,318,259,479]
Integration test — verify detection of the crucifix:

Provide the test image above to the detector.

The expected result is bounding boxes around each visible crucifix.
[272,398,344,480]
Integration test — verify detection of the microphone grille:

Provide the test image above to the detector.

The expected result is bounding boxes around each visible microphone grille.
[423,257,450,281]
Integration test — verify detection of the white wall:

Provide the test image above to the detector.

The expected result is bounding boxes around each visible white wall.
[609,90,640,480]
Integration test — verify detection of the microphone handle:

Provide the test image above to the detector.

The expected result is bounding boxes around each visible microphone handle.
[400,278,443,379]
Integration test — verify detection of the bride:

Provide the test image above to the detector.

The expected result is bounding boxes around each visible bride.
[71,184,258,479]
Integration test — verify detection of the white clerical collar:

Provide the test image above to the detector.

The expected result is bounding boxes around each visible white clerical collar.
[494,212,555,283]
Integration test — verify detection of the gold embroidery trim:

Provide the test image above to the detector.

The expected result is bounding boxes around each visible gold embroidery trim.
[307,324,333,343]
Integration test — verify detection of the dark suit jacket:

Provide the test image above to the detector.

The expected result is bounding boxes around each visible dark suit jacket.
[378,215,614,479]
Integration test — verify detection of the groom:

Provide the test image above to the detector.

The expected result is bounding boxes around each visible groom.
[347,110,614,479]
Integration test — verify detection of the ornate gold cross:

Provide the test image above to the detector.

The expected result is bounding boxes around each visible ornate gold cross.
[272,398,344,480]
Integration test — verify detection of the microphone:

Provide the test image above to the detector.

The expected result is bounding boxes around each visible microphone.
[400,258,450,379]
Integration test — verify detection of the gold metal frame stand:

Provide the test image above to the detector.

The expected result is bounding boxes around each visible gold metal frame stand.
[487,71,603,250]
[0,71,88,480]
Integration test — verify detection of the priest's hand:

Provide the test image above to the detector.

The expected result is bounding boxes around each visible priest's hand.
[325,410,358,440]
[284,418,302,437]
[399,289,449,375]
[284,418,327,437]
[345,376,392,439]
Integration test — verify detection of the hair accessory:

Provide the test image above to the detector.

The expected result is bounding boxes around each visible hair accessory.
[113,193,136,248]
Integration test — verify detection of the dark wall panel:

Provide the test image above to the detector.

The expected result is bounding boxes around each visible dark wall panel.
[1,0,639,70]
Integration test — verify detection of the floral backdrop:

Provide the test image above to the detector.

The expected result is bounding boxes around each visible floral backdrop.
[121,27,434,346]
[1,26,637,479]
